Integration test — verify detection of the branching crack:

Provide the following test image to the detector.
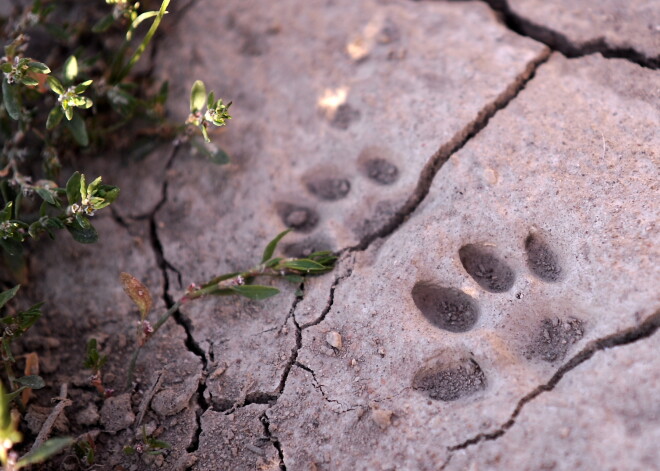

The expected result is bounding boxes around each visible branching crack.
[423,0,659,69]
[142,144,210,456]
[348,47,550,253]
[300,257,354,329]
[295,362,356,413]
[441,309,660,463]
[222,282,303,417]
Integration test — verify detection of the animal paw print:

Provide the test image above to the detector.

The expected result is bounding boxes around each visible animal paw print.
[411,232,583,402]
[274,150,401,256]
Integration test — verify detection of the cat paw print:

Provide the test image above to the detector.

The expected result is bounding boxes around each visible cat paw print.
[274,150,401,256]
[411,232,583,402]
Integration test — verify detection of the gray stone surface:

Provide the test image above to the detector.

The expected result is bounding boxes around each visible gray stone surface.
[272,54,659,469]
[446,327,660,471]
[152,0,548,413]
[507,0,660,60]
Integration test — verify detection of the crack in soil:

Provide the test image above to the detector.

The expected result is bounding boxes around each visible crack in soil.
[143,144,211,457]
[261,412,287,471]
[300,256,355,329]
[222,282,305,415]
[295,362,357,413]
[480,0,660,69]
[348,47,550,253]
[419,0,659,69]
[253,49,552,467]
[438,309,660,468]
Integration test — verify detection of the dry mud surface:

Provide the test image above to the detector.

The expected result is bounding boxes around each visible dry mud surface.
[13,0,660,470]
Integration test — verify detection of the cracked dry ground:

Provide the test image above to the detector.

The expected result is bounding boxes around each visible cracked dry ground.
[16,0,659,470]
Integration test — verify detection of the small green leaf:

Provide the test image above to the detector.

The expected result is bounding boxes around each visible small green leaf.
[0,285,20,310]
[84,338,107,370]
[66,220,98,244]
[119,272,152,320]
[207,91,215,109]
[200,124,210,142]
[0,202,12,221]
[262,229,291,263]
[99,186,120,204]
[229,285,280,300]
[0,63,12,73]
[282,259,326,271]
[2,78,21,120]
[35,188,56,205]
[190,80,206,113]
[14,375,45,389]
[264,257,282,268]
[28,62,51,74]
[146,438,171,450]
[17,437,74,468]
[46,106,64,129]
[64,106,73,120]
[65,112,89,146]
[284,274,304,283]
[21,77,39,87]
[46,76,65,95]
[65,172,81,204]
[63,55,78,82]
[79,174,87,200]
[75,213,90,229]
[74,79,93,94]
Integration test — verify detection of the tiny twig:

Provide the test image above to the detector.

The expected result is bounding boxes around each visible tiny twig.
[31,383,71,452]
[135,371,164,428]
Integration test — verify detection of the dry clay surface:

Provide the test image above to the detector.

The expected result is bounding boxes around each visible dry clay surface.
[278,54,659,470]
[502,0,660,62]
[12,0,659,470]
[152,0,547,422]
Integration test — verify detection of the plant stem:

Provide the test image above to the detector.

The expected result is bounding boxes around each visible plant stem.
[125,297,181,390]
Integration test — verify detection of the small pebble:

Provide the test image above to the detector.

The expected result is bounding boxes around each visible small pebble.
[326,331,342,349]
[371,408,393,429]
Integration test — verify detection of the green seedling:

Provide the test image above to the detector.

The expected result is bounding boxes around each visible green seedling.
[181,80,233,164]
[83,339,109,397]
[0,383,73,470]
[0,285,47,405]
[122,230,336,388]
[122,426,171,457]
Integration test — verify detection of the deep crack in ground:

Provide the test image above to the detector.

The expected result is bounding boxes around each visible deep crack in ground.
[138,4,658,467]
[144,144,210,458]
[348,47,550,253]
[438,309,660,468]
[417,0,659,69]
[259,48,552,468]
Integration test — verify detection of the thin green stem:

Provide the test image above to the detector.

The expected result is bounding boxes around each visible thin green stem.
[113,0,170,83]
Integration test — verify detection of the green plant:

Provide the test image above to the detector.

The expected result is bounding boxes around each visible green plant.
[0,382,72,470]
[0,285,45,406]
[122,426,170,456]
[83,338,109,397]
[122,230,336,388]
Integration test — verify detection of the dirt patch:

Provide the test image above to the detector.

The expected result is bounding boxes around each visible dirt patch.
[413,357,487,401]
[526,317,584,362]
